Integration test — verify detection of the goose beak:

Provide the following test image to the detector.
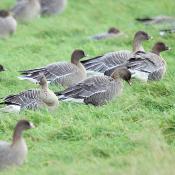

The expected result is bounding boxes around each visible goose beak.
[29,122,35,129]
[128,80,132,86]
[149,36,153,40]
[167,47,171,51]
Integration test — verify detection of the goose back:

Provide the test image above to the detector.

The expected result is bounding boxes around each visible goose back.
[19,61,87,87]
[81,51,131,73]
[126,51,166,81]
[40,0,67,15]
[11,0,41,22]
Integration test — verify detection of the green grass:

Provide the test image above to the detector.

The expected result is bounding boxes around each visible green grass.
[0,0,175,174]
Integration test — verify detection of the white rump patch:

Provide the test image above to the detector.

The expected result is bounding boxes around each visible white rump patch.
[130,70,149,82]
[18,76,38,83]
[0,105,21,113]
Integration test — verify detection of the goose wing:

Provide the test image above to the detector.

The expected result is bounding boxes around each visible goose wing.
[11,1,27,16]
[57,76,113,99]
[1,89,41,110]
[19,62,78,85]
[126,51,164,73]
[81,51,131,73]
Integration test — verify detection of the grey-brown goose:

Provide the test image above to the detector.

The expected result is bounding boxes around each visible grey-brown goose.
[11,0,41,22]
[56,67,131,106]
[0,120,34,169]
[105,42,169,82]
[40,0,67,15]
[0,10,17,38]
[0,74,59,113]
[89,27,123,41]
[136,16,175,25]
[19,50,87,87]
[81,31,151,74]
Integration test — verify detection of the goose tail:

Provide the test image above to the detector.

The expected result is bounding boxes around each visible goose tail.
[17,75,39,83]
[0,102,21,113]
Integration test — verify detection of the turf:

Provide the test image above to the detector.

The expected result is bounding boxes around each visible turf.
[0,0,175,174]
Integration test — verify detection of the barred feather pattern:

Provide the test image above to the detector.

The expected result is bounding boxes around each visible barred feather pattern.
[3,89,43,110]
[82,51,131,73]
[58,76,123,106]
[126,51,166,81]
[20,62,86,87]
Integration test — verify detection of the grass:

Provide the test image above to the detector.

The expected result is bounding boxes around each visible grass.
[0,0,175,174]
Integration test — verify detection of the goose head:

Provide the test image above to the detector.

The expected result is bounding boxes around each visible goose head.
[15,120,35,131]
[0,10,10,18]
[108,27,120,34]
[71,49,86,65]
[134,31,151,41]
[38,73,47,86]
[0,65,5,72]
[152,42,170,55]
[12,120,35,144]
[111,67,132,85]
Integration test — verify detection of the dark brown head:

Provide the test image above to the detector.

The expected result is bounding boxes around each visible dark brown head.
[38,73,47,86]
[111,67,132,85]
[108,27,120,34]
[15,120,35,131]
[13,120,35,144]
[0,65,5,72]
[0,10,10,18]
[152,42,170,55]
[134,31,151,41]
[71,49,86,64]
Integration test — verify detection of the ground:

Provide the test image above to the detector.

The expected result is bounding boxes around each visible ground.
[0,0,175,174]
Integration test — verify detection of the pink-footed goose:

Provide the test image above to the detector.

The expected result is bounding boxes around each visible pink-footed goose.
[81,31,151,75]
[89,27,123,41]
[0,74,59,113]
[19,50,87,87]
[11,0,41,22]
[0,120,34,169]
[0,10,17,38]
[56,67,131,106]
[40,0,67,15]
[105,42,170,82]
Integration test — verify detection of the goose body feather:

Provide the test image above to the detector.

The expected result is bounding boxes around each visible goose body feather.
[57,75,123,106]
[19,62,87,87]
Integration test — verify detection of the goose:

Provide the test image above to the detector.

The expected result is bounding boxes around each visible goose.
[0,74,59,113]
[40,0,67,16]
[0,65,6,72]
[11,0,41,22]
[19,50,87,87]
[135,16,175,25]
[81,31,151,75]
[105,42,170,82]
[89,27,123,41]
[56,67,131,106]
[0,10,17,38]
[0,120,34,169]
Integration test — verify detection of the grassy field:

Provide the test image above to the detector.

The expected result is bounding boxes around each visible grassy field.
[0,0,175,174]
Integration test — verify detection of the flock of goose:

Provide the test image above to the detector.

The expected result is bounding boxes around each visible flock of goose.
[0,0,174,170]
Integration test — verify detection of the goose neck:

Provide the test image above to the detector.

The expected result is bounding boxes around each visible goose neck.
[133,38,144,52]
